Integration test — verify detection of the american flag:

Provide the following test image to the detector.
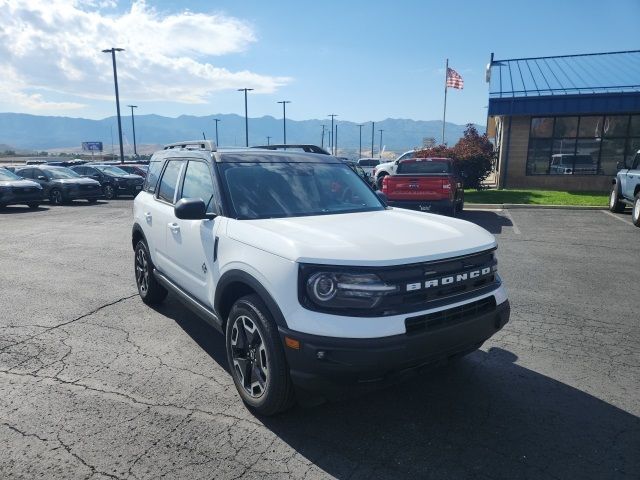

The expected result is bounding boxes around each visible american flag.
[446,67,464,89]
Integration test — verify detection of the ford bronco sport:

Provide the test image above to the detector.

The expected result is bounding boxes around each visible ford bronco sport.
[609,149,640,227]
[132,141,510,415]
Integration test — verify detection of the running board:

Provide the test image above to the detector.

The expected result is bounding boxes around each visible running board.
[153,269,223,333]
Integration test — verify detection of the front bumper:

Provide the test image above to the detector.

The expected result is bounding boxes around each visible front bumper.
[387,198,455,212]
[0,192,44,205]
[279,299,510,393]
[65,187,103,200]
[116,184,143,196]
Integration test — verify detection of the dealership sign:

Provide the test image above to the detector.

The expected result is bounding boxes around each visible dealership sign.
[82,142,103,152]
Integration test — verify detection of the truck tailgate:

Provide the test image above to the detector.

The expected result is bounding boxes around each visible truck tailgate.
[382,176,451,201]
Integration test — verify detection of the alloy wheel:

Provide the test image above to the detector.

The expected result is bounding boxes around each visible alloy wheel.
[135,247,149,295]
[50,190,62,204]
[104,185,114,200]
[634,199,640,223]
[230,315,268,398]
[609,190,616,209]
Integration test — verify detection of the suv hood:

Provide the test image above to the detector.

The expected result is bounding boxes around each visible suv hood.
[55,178,101,186]
[227,208,496,266]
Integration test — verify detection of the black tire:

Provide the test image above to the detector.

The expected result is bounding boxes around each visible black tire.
[225,294,295,416]
[103,184,116,200]
[376,173,388,189]
[27,203,39,209]
[609,184,625,213]
[632,194,640,228]
[49,189,64,205]
[87,198,98,204]
[134,240,167,305]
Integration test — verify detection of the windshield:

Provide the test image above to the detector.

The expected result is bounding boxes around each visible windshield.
[96,166,128,175]
[220,162,384,220]
[398,160,451,174]
[0,168,21,181]
[45,167,81,179]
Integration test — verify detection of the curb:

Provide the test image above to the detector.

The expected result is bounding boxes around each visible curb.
[466,203,607,210]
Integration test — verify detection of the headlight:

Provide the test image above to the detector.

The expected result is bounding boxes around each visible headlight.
[302,268,398,311]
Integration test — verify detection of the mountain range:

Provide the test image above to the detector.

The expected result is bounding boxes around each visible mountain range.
[0,112,484,154]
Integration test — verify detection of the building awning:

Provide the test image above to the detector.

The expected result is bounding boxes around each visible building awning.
[488,50,640,116]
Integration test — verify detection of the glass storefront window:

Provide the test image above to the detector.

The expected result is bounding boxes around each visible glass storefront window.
[578,116,603,138]
[603,116,629,138]
[554,117,579,138]
[526,115,636,176]
[600,139,626,175]
[527,138,552,174]
[629,115,640,137]
[530,118,554,138]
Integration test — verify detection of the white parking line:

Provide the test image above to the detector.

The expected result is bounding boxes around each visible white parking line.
[502,209,521,235]
[601,210,635,226]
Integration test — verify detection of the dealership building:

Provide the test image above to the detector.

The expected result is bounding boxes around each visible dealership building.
[487,50,640,191]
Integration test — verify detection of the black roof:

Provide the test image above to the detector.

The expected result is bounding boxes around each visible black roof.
[217,149,341,164]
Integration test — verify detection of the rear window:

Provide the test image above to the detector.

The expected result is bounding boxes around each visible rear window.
[144,160,163,193]
[397,160,451,174]
[358,159,379,167]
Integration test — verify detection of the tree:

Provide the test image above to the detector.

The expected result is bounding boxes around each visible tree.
[414,124,495,190]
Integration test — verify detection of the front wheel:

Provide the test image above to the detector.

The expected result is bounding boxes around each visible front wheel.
[103,184,116,200]
[226,294,295,415]
[609,185,625,213]
[632,194,640,227]
[376,173,388,189]
[134,240,167,305]
[49,189,63,205]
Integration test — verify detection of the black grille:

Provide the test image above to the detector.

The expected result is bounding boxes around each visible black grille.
[405,296,497,334]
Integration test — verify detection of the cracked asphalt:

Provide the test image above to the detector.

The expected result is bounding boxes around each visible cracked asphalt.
[1,201,638,479]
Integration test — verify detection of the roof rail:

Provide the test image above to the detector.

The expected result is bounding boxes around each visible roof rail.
[164,140,216,152]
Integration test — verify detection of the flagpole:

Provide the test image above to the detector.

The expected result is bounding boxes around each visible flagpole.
[442,58,448,145]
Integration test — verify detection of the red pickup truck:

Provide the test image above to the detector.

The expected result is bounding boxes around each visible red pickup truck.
[381,157,464,215]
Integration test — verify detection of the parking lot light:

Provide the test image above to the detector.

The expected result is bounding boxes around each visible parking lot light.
[237,88,254,147]
[102,48,125,163]
[127,105,138,157]
[277,100,291,145]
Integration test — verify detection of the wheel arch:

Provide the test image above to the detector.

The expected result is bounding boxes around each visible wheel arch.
[634,185,640,198]
[215,270,288,330]
[131,223,147,251]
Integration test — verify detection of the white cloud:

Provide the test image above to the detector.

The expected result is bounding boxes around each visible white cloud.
[0,0,291,112]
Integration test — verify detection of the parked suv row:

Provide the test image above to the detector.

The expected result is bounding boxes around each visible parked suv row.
[13,166,102,204]
[71,164,145,199]
[609,149,640,227]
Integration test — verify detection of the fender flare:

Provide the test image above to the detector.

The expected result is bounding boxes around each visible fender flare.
[215,269,288,328]
[131,223,147,250]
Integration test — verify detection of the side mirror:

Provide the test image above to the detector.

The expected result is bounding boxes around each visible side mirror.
[376,191,388,206]
[37,175,47,181]
[174,198,216,220]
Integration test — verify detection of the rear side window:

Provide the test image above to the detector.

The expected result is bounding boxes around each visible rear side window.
[145,160,163,193]
[398,160,451,174]
[157,160,185,203]
[17,169,32,178]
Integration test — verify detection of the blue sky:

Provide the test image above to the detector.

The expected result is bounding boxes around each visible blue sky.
[0,0,638,125]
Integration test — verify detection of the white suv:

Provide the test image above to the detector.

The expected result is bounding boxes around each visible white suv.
[132,141,510,415]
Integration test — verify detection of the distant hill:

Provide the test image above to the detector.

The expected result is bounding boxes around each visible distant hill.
[0,112,484,153]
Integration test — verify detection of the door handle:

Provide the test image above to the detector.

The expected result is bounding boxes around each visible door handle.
[144,212,152,221]
[168,223,180,233]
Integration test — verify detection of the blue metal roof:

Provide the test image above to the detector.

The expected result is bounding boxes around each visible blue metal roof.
[488,50,640,116]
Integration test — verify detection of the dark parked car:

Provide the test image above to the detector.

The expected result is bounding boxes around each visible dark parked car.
[0,167,44,209]
[71,164,144,199]
[115,164,148,178]
[14,166,102,204]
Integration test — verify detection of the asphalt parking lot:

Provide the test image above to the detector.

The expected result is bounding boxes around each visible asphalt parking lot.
[1,201,638,480]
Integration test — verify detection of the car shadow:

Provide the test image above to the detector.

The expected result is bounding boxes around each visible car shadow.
[0,205,49,214]
[459,210,514,234]
[55,200,110,207]
[159,296,639,479]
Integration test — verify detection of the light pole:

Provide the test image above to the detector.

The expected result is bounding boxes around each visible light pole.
[321,125,326,149]
[378,129,384,159]
[102,48,125,163]
[334,124,338,155]
[357,124,364,159]
[213,118,220,146]
[371,121,375,158]
[328,114,338,155]
[277,100,291,145]
[127,105,138,157]
[267,136,271,145]
[237,88,254,146]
